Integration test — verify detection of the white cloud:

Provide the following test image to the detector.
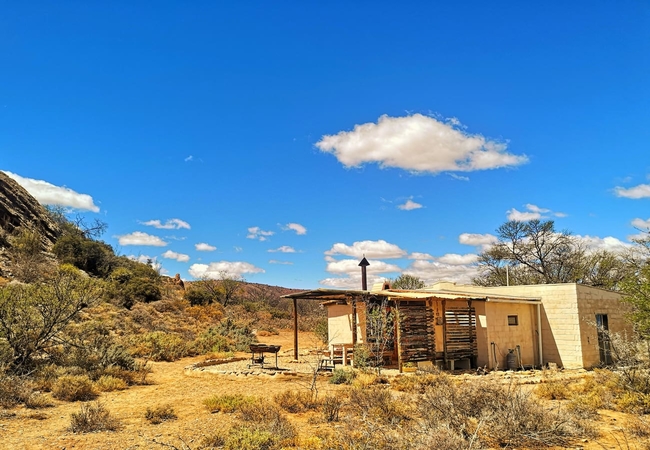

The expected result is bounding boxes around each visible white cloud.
[632,218,650,230]
[408,252,434,260]
[398,199,423,211]
[268,246,296,253]
[319,273,388,289]
[161,250,190,262]
[448,173,470,181]
[269,260,294,265]
[234,246,243,252]
[507,208,542,221]
[184,155,193,162]
[3,171,100,212]
[459,233,498,250]
[141,219,191,230]
[127,254,162,272]
[614,184,650,199]
[575,235,631,252]
[325,240,407,259]
[406,260,479,285]
[188,261,265,279]
[247,226,274,241]
[507,204,566,221]
[195,242,217,251]
[283,223,307,235]
[117,231,168,247]
[436,253,479,265]
[315,114,527,174]
[326,258,402,275]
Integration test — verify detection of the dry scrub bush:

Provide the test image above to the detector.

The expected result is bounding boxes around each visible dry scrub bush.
[24,392,54,409]
[203,393,256,413]
[419,377,591,448]
[274,389,319,413]
[390,371,443,393]
[321,395,343,422]
[69,402,121,433]
[329,368,356,385]
[534,378,572,400]
[131,331,189,361]
[145,404,177,424]
[235,400,296,447]
[0,370,35,407]
[349,386,410,425]
[95,375,127,392]
[52,374,97,401]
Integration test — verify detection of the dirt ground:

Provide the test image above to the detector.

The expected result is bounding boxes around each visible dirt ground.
[0,330,644,450]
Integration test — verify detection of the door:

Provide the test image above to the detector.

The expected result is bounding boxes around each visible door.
[596,314,612,365]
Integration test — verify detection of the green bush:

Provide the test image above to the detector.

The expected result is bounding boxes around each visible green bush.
[225,426,277,450]
[185,288,214,306]
[329,368,356,385]
[314,318,328,344]
[192,328,229,354]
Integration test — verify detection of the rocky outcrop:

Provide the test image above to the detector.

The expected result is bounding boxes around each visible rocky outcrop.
[0,171,61,250]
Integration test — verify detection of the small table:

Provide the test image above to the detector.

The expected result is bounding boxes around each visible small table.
[248,344,281,369]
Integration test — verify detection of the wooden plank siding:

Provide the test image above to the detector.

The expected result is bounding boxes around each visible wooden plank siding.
[397,300,436,362]
[444,301,478,361]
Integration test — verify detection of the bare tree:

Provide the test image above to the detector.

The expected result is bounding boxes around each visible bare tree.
[192,271,243,307]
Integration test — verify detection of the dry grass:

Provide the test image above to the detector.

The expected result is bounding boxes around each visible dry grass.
[203,393,256,413]
[51,374,97,401]
[274,389,318,413]
[144,404,177,424]
[69,402,121,433]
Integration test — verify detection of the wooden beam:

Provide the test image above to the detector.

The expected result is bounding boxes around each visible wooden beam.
[293,297,298,361]
[351,296,357,346]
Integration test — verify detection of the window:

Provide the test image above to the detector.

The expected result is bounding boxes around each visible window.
[507,315,518,326]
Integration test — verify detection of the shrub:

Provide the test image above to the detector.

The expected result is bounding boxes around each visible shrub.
[329,368,356,385]
[314,318,328,344]
[391,372,442,393]
[534,379,571,400]
[24,392,54,409]
[0,371,34,407]
[145,404,177,424]
[132,331,188,361]
[349,386,407,425]
[69,402,121,433]
[224,426,277,450]
[274,390,318,413]
[95,375,127,392]
[236,400,296,448]
[203,394,256,413]
[52,374,97,401]
[192,328,229,354]
[321,395,343,422]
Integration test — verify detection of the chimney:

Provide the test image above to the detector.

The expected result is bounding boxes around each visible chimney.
[359,256,370,290]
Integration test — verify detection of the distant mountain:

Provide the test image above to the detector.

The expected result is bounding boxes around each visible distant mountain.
[0,171,60,249]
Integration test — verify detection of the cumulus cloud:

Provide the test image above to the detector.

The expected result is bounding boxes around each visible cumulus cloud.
[405,260,479,285]
[127,254,162,272]
[161,250,190,262]
[283,223,307,235]
[506,204,566,221]
[614,184,650,199]
[268,246,296,253]
[459,233,498,250]
[315,114,527,174]
[247,226,274,241]
[325,240,407,259]
[398,199,423,211]
[3,171,100,212]
[269,260,293,265]
[326,258,402,275]
[320,273,388,289]
[117,231,168,247]
[436,253,479,265]
[188,261,265,279]
[632,218,650,230]
[195,242,217,251]
[574,235,631,252]
[408,252,434,260]
[141,219,191,230]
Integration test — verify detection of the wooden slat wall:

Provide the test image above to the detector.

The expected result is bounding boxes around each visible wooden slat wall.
[397,301,436,362]
[445,303,477,360]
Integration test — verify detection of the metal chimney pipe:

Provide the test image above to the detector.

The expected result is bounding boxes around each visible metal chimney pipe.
[359,256,370,290]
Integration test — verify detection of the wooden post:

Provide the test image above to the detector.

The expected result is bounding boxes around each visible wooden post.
[351,296,357,346]
[442,299,448,369]
[396,301,402,372]
[293,298,298,361]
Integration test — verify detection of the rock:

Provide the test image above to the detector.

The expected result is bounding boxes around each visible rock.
[0,172,60,250]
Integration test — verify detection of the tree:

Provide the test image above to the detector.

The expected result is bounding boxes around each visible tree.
[0,265,103,372]
[190,271,243,307]
[474,219,628,288]
[391,274,425,290]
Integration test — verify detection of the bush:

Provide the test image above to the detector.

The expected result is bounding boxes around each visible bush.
[274,390,318,413]
[329,368,356,385]
[24,392,54,409]
[185,288,214,306]
[145,404,177,424]
[95,375,127,392]
[224,426,277,450]
[69,402,121,433]
[349,386,407,425]
[52,374,97,401]
[0,371,34,407]
[203,394,256,413]
[314,318,328,344]
[236,400,296,448]
[132,331,188,361]
[534,379,571,400]
[192,328,229,354]
[321,395,343,422]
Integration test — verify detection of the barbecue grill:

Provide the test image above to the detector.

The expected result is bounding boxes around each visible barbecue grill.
[248,344,281,369]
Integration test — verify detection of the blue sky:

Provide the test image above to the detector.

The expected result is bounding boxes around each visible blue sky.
[1,2,649,289]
